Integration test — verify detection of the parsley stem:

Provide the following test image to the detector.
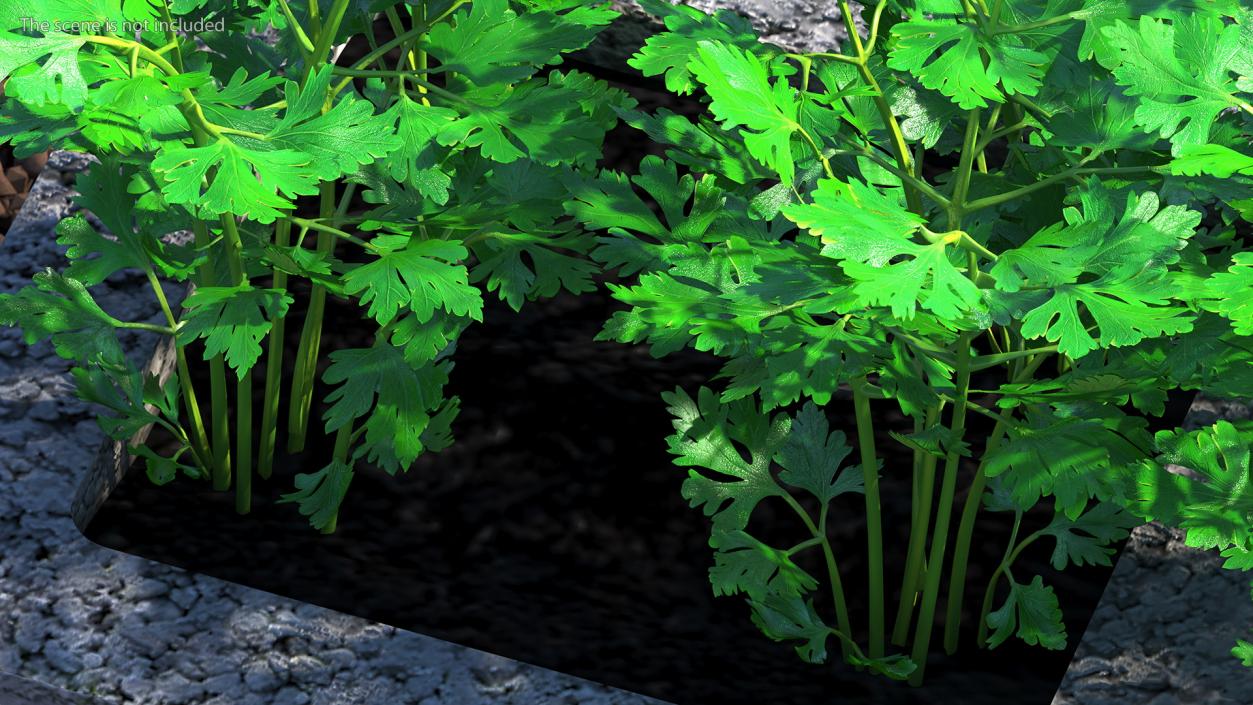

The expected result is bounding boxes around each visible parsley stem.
[852,376,886,658]
[275,0,316,57]
[781,493,853,662]
[907,331,974,685]
[259,219,293,481]
[891,403,942,646]
[330,0,470,97]
[286,216,375,251]
[942,419,1008,653]
[837,0,923,214]
[962,165,1164,214]
[143,267,213,474]
[111,320,177,335]
[288,183,338,452]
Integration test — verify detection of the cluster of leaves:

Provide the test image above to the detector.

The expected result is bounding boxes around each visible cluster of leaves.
[0,0,630,528]
[564,0,1253,682]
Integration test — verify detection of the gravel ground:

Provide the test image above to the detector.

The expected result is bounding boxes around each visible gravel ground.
[0,671,93,705]
[1052,396,1253,705]
[0,155,660,705]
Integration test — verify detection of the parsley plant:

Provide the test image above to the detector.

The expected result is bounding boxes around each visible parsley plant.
[0,0,631,531]
[566,0,1253,685]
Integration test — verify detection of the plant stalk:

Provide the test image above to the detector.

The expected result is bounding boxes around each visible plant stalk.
[852,377,885,658]
[287,183,336,452]
[259,219,294,480]
[907,333,975,686]
[891,404,942,646]
[941,420,1009,652]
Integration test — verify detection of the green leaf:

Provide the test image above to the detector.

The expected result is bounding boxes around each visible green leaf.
[786,179,979,320]
[179,286,292,378]
[342,239,482,326]
[565,156,726,275]
[630,0,768,95]
[985,575,1067,650]
[1040,501,1139,570]
[152,139,320,224]
[0,270,122,364]
[322,341,452,474]
[71,364,163,441]
[983,406,1137,519]
[783,178,926,258]
[278,459,354,532]
[1100,15,1252,151]
[1206,252,1253,335]
[1234,640,1253,668]
[425,0,612,85]
[617,106,771,184]
[1123,420,1253,552]
[888,19,1049,109]
[0,30,88,108]
[664,387,789,537]
[469,232,597,311]
[437,74,611,167]
[382,94,457,203]
[995,182,1199,358]
[748,593,832,664]
[773,402,863,503]
[688,40,801,182]
[1170,144,1253,179]
[267,65,401,182]
[709,529,818,600]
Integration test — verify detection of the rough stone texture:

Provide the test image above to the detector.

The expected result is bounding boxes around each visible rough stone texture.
[0,155,660,705]
[0,671,95,705]
[1053,396,1253,705]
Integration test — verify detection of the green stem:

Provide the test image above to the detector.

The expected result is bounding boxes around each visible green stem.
[782,493,853,662]
[287,183,337,452]
[891,403,942,646]
[330,0,470,96]
[235,371,252,513]
[259,220,294,480]
[962,165,1163,214]
[143,268,212,472]
[218,214,253,509]
[969,345,1058,371]
[852,377,885,658]
[941,420,1009,653]
[305,0,353,80]
[836,0,922,214]
[907,333,975,686]
[187,220,232,491]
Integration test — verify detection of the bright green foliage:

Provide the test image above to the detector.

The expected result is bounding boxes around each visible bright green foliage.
[1123,421,1253,552]
[0,0,626,532]
[688,40,801,182]
[985,575,1067,650]
[342,239,482,326]
[1205,253,1253,335]
[0,270,124,365]
[565,0,1253,682]
[1097,15,1251,151]
[888,18,1049,109]
[179,286,294,377]
[628,0,770,96]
